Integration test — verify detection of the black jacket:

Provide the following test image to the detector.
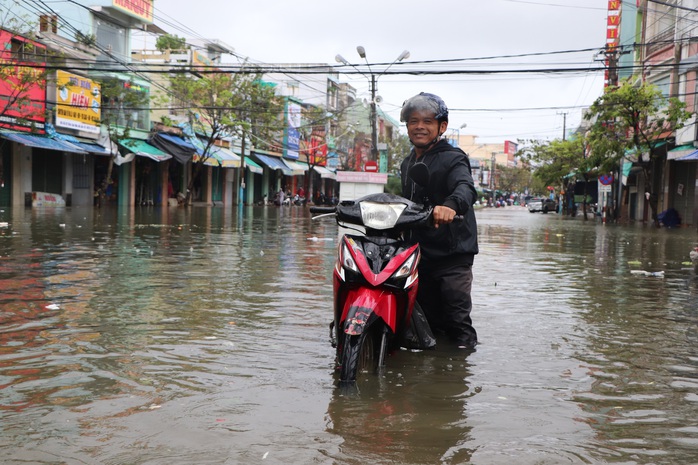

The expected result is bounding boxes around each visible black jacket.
[400,139,479,266]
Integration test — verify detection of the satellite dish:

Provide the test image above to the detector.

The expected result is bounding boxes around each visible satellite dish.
[374,95,383,104]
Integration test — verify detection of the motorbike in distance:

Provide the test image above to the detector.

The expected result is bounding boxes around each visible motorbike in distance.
[310,163,453,385]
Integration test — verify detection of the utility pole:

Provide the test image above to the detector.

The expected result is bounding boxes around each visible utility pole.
[369,74,378,162]
[558,111,568,140]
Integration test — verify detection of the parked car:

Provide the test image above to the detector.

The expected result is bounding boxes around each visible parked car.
[527,197,557,213]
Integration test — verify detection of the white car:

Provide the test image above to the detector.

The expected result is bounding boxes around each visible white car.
[527,197,557,213]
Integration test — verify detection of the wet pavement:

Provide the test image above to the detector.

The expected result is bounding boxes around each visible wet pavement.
[1,205,697,464]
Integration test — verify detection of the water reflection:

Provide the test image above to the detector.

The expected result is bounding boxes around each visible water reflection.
[327,347,475,464]
[0,206,697,464]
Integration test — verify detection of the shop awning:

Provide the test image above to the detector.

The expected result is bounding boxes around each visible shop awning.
[67,140,112,155]
[119,138,172,162]
[244,157,263,174]
[51,131,113,156]
[148,132,197,164]
[253,153,293,175]
[0,131,87,154]
[677,149,698,161]
[283,159,308,176]
[668,144,696,160]
[312,165,336,180]
[213,146,241,168]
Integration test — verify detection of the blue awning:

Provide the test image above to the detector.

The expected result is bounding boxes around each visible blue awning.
[677,149,698,161]
[52,132,112,156]
[67,140,112,155]
[253,153,293,175]
[0,131,87,154]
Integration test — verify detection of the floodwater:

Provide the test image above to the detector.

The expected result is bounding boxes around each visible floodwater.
[1,205,697,465]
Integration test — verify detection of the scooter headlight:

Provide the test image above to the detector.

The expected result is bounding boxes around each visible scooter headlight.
[359,201,407,230]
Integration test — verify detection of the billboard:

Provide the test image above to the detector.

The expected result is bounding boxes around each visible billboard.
[55,70,101,134]
[112,0,153,23]
[284,99,301,160]
[0,31,47,132]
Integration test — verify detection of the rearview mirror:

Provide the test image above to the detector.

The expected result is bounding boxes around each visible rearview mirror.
[408,162,430,187]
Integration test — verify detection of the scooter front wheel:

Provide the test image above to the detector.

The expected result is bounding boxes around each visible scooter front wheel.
[339,324,388,383]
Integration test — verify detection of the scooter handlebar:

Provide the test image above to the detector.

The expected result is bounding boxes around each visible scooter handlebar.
[309,206,337,215]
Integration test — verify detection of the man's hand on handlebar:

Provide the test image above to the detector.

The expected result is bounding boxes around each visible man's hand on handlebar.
[432,205,456,228]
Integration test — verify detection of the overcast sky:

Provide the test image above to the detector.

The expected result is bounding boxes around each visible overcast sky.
[145,0,610,144]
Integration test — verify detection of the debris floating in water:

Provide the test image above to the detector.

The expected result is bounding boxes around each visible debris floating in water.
[630,270,664,278]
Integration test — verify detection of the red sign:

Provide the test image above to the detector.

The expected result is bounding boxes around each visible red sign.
[0,31,47,132]
[599,174,614,185]
[364,160,378,172]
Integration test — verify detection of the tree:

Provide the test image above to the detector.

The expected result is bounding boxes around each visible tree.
[155,34,187,52]
[387,133,412,175]
[163,67,282,205]
[519,135,599,218]
[585,79,692,225]
[300,104,331,199]
[98,76,151,206]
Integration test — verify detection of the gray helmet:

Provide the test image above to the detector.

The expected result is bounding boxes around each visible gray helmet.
[400,92,449,123]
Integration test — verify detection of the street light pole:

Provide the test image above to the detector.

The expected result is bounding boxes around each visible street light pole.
[491,152,497,194]
[336,47,409,166]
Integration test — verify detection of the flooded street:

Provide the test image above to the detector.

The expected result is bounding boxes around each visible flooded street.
[1,205,697,465]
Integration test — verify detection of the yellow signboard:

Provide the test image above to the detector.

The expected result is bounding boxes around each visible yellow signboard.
[55,70,101,134]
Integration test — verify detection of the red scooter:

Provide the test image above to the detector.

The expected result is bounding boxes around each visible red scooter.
[310,164,440,384]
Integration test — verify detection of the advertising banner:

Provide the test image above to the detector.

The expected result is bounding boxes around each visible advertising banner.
[285,100,301,160]
[0,31,46,132]
[112,0,153,23]
[55,70,101,134]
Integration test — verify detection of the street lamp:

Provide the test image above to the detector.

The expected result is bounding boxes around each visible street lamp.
[335,47,410,165]
[447,123,468,148]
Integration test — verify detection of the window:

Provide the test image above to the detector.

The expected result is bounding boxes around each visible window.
[647,1,676,46]
[94,19,127,63]
[39,15,58,33]
[10,39,42,63]
[652,75,671,98]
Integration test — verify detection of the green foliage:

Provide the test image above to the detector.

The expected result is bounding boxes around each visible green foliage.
[585,79,693,222]
[75,31,96,47]
[385,174,402,195]
[99,76,150,140]
[496,164,534,194]
[161,67,283,202]
[387,133,412,174]
[155,34,187,51]
[519,136,587,189]
[586,79,691,168]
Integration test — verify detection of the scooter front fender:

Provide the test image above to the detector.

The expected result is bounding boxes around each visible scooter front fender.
[341,288,398,335]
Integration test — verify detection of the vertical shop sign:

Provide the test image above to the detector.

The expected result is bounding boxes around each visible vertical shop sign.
[285,99,301,160]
